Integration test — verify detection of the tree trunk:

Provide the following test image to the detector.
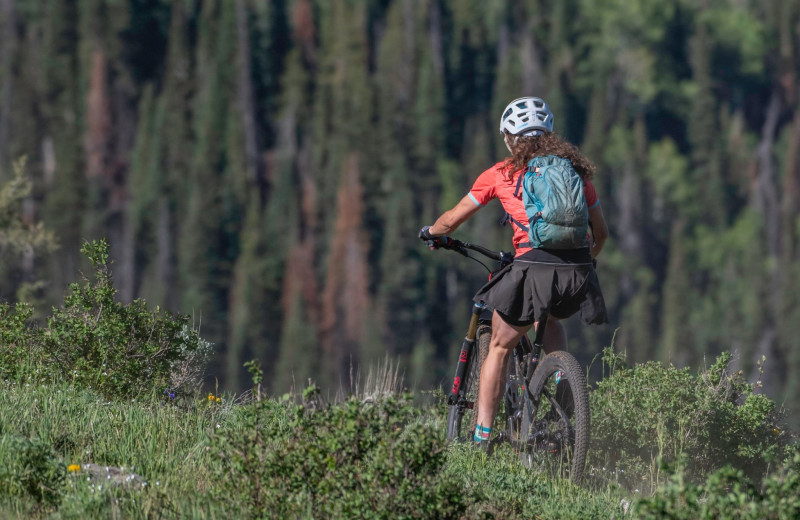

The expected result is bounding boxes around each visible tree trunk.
[320,153,371,389]
[235,0,264,200]
[156,196,174,309]
[0,0,14,178]
[520,25,544,95]
[428,0,445,82]
[753,88,785,394]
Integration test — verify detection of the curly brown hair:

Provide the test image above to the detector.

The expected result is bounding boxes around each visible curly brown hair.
[502,132,596,180]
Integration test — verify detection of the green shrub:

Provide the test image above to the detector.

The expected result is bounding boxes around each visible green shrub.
[590,348,784,490]
[0,301,38,379]
[0,434,64,505]
[210,391,467,519]
[37,239,208,399]
[634,449,800,519]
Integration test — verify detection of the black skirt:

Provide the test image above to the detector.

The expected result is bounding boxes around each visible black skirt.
[473,256,607,326]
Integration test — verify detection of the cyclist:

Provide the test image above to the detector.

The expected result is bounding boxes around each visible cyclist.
[419,97,608,445]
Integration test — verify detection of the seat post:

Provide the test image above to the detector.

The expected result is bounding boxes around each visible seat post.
[532,313,548,353]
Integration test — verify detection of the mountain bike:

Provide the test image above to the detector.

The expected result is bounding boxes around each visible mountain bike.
[435,237,590,482]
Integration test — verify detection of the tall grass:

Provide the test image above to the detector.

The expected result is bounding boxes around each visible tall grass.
[0,380,225,518]
[1,355,795,518]
[0,374,627,519]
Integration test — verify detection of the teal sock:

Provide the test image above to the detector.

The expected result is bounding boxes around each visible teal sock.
[474,424,491,442]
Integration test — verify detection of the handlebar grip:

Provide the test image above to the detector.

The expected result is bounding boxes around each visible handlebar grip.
[442,237,461,248]
[441,237,467,256]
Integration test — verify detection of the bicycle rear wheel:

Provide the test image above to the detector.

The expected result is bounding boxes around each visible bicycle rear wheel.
[446,325,490,442]
[519,350,590,482]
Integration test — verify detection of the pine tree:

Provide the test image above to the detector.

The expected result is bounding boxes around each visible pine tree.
[0,0,17,179]
[178,0,240,354]
[658,218,694,365]
[226,196,271,390]
[687,22,725,228]
[145,0,195,311]
[319,153,372,390]
[273,283,320,394]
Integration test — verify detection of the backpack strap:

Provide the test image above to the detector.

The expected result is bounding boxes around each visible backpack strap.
[515,211,543,249]
[508,164,542,250]
[499,212,529,233]
[513,171,525,199]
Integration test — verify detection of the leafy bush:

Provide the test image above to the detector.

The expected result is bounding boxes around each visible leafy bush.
[1,239,212,400]
[0,301,38,379]
[590,348,784,490]
[210,390,467,519]
[0,434,64,505]
[634,450,800,519]
[168,325,213,394]
[37,239,208,399]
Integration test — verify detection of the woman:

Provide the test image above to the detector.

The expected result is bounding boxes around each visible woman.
[419,97,608,444]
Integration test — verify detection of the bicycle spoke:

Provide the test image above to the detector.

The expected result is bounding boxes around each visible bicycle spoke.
[517,351,590,482]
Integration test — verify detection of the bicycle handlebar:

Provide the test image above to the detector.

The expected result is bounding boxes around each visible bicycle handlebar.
[436,236,514,265]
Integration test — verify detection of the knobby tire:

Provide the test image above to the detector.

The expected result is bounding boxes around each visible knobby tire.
[519,350,590,482]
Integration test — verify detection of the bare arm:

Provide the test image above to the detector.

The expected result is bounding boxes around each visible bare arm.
[588,205,609,258]
[428,195,482,236]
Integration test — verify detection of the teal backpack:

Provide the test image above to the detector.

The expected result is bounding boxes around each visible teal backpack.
[509,155,589,250]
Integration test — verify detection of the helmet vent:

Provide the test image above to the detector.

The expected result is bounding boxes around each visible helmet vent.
[516,102,527,109]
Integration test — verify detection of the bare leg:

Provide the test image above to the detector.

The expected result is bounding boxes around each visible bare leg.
[475,311,532,431]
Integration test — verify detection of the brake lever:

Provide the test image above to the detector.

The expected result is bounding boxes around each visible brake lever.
[499,251,515,264]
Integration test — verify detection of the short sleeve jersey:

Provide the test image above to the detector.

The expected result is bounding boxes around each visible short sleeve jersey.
[468,161,600,256]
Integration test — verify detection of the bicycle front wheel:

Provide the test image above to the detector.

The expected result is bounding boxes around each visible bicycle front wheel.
[446,325,490,442]
[519,350,590,482]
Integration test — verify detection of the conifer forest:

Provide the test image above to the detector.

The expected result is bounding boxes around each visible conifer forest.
[2,0,800,426]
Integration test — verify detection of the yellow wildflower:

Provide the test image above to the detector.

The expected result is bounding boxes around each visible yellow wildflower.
[67,464,81,472]
[216,397,221,403]
[208,394,214,401]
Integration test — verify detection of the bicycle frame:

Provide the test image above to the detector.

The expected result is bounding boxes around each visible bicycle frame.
[518,313,547,389]
[447,298,549,414]
[506,315,547,434]
[438,237,548,421]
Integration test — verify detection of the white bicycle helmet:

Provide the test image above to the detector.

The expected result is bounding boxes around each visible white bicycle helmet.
[499,97,554,136]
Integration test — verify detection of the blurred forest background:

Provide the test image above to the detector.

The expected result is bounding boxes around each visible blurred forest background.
[1,0,800,426]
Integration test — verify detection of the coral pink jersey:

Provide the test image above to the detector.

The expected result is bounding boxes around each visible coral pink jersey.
[468,161,600,256]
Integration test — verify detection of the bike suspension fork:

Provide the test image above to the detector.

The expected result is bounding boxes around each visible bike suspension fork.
[447,302,485,404]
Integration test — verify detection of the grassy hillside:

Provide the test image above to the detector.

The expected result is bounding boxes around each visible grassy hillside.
[0,378,620,519]
[1,360,798,519]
